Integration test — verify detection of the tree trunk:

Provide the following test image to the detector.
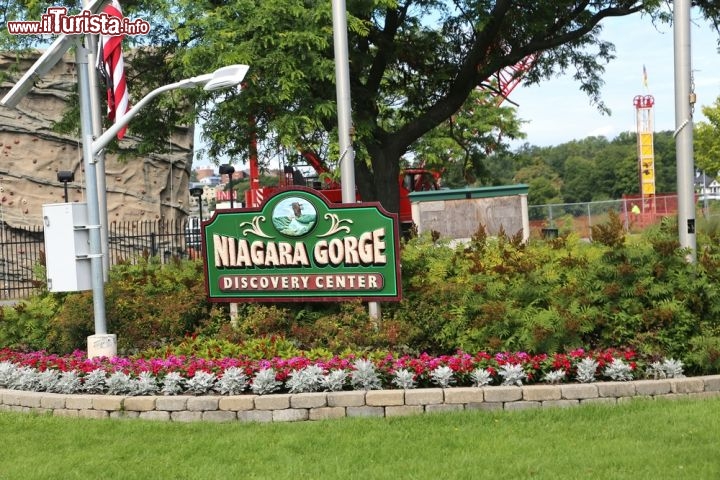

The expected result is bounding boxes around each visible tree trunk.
[357,144,401,215]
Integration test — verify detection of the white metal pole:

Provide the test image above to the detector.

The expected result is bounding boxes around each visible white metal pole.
[83,0,110,281]
[77,41,115,355]
[673,0,696,262]
[332,0,380,319]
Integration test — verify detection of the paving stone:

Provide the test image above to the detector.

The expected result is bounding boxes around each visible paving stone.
[522,385,561,401]
[255,394,290,410]
[445,387,484,404]
[385,405,423,417]
[309,407,346,421]
[466,402,502,411]
[53,409,79,418]
[65,395,93,410]
[219,396,255,411]
[187,396,220,411]
[290,392,327,409]
[327,391,365,407]
[79,409,109,419]
[561,384,599,400]
[123,396,156,412]
[110,411,140,420]
[504,401,540,411]
[541,399,579,409]
[581,397,617,406]
[633,380,671,396]
[238,410,273,423]
[483,386,522,403]
[346,406,384,418]
[404,388,443,406]
[597,382,635,398]
[155,396,188,411]
[366,390,404,406]
[670,378,704,394]
[202,410,237,422]
[40,393,66,409]
[703,375,720,392]
[92,395,124,411]
[425,404,464,414]
[171,411,203,422]
[138,410,171,421]
[273,409,309,422]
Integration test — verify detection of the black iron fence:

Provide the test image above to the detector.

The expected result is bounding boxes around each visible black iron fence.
[0,218,201,301]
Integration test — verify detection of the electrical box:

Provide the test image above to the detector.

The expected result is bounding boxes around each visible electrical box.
[42,203,92,292]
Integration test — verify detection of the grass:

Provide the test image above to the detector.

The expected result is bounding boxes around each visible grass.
[1,397,719,479]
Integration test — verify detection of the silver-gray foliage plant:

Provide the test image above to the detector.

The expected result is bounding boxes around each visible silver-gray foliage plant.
[542,369,566,384]
[576,358,598,383]
[603,358,634,381]
[38,369,60,392]
[646,358,685,379]
[392,368,416,389]
[499,364,527,386]
[9,366,40,391]
[286,365,325,394]
[106,371,134,395]
[56,371,82,394]
[216,367,248,395]
[0,361,17,388]
[160,372,185,395]
[470,367,492,387]
[185,371,217,395]
[350,359,382,391]
[430,366,455,388]
[134,371,159,396]
[83,369,107,394]
[251,368,281,395]
[320,369,347,392]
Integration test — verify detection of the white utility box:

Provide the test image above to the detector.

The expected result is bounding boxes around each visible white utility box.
[42,203,92,292]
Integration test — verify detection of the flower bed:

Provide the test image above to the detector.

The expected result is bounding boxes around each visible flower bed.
[0,348,687,397]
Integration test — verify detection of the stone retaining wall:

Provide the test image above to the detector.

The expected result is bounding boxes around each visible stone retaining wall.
[2,375,720,423]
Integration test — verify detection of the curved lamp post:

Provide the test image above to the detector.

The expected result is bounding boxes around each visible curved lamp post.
[80,64,249,357]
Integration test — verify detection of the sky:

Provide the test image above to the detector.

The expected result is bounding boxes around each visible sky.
[508,11,720,147]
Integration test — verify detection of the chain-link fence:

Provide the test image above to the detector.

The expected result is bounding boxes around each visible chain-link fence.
[529,194,717,239]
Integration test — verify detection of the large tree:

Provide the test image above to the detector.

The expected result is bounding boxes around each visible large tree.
[3,1,719,214]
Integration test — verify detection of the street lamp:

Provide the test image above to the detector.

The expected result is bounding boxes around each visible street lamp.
[80,63,249,357]
[57,171,75,203]
[219,164,236,209]
[190,186,204,223]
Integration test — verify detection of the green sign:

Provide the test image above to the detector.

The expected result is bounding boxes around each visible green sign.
[202,187,401,302]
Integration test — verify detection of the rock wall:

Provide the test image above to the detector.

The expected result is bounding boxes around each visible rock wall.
[0,50,193,228]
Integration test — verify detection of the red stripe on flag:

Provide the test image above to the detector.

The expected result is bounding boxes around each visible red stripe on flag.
[100,1,130,140]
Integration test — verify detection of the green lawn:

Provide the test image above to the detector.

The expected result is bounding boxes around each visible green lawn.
[2,396,719,479]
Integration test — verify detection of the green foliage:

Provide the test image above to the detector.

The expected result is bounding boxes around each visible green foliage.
[0,294,61,351]
[46,258,215,355]
[6,212,720,374]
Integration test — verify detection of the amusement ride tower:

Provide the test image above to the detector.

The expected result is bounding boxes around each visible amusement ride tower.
[633,94,656,216]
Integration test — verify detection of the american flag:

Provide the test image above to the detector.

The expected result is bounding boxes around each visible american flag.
[97,0,130,140]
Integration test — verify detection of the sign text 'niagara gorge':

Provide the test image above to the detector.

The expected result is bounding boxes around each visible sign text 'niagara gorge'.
[202,188,401,302]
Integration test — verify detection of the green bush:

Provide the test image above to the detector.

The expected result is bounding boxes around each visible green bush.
[47,257,217,354]
[4,212,720,374]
